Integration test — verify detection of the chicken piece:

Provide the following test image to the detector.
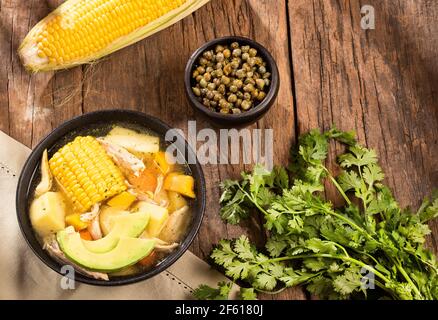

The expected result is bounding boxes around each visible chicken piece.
[98,138,145,176]
[34,149,52,197]
[158,206,191,244]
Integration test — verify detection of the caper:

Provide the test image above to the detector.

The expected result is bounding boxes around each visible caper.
[196,66,205,74]
[203,50,213,60]
[241,100,252,110]
[223,49,231,59]
[215,69,224,77]
[214,93,222,102]
[243,92,251,100]
[257,91,266,101]
[232,48,242,57]
[192,87,201,96]
[242,52,249,61]
[215,45,224,52]
[264,78,271,87]
[213,78,221,87]
[241,45,250,53]
[210,101,218,108]
[221,75,231,86]
[242,63,251,71]
[216,52,225,62]
[218,84,226,94]
[196,75,203,82]
[247,57,256,67]
[220,108,230,114]
[199,57,208,66]
[246,71,254,78]
[229,85,238,93]
[192,70,199,78]
[204,72,211,82]
[206,66,214,73]
[223,64,232,75]
[219,99,229,109]
[203,98,210,107]
[251,89,259,99]
[215,62,223,70]
[244,78,255,85]
[207,83,216,91]
[258,65,267,74]
[201,88,208,96]
[233,79,243,88]
[206,90,214,100]
[232,108,242,114]
[236,91,244,99]
[199,78,208,88]
[230,60,240,69]
[249,48,257,57]
[263,72,271,79]
[231,42,239,49]
[235,99,242,107]
[235,69,246,79]
[228,94,238,103]
[256,78,265,90]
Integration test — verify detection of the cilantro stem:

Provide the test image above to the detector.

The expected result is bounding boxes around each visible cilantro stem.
[262,254,392,285]
[393,258,423,299]
[321,166,352,205]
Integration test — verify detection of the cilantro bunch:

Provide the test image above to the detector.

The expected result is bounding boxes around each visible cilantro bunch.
[196,128,438,300]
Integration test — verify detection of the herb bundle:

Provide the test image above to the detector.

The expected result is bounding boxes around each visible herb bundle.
[195,128,438,300]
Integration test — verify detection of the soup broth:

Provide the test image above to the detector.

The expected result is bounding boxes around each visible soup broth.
[29,123,195,280]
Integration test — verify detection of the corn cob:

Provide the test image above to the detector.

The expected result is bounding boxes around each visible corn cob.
[19,0,210,72]
[49,136,127,213]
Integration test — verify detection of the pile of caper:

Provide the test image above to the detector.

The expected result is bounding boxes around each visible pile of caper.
[191,42,271,114]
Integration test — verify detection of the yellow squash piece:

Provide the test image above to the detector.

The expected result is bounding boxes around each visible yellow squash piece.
[163,173,196,198]
[154,151,173,174]
[65,213,89,231]
[19,0,210,72]
[49,136,127,213]
[30,192,66,237]
[107,191,137,210]
[133,201,169,237]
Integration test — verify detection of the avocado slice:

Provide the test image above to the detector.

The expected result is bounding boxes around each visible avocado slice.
[57,228,155,272]
[82,212,150,253]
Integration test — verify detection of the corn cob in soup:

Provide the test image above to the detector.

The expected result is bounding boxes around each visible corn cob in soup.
[19,0,210,71]
[29,126,196,279]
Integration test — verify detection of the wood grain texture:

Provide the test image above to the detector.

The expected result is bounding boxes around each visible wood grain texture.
[0,0,437,299]
[288,0,438,253]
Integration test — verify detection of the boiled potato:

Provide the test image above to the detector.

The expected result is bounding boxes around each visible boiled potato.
[30,192,66,237]
[105,127,159,154]
[99,206,130,236]
[133,201,168,237]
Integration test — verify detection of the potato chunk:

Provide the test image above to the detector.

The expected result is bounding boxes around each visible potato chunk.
[30,192,66,237]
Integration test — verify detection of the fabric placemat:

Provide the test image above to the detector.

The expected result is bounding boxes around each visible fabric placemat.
[0,130,235,299]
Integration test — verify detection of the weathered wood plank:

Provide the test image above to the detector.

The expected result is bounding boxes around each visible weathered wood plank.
[0,0,300,299]
[288,0,438,257]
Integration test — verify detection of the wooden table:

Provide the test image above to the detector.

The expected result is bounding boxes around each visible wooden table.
[1,0,437,299]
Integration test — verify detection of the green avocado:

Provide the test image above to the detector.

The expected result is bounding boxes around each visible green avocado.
[57,228,155,272]
[82,212,150,253]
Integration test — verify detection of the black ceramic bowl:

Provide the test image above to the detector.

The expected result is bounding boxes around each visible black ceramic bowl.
[184,36,280,128]
[16,110,206,286]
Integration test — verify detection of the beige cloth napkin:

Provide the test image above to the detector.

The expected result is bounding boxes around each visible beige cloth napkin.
[0,130,234,300]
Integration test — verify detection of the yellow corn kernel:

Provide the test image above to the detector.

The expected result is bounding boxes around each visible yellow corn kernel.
[49,136,126,213]
[19,0,210,71]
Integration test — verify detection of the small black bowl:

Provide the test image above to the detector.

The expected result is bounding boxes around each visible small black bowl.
[16,110,206,286]
[184,36,280,128]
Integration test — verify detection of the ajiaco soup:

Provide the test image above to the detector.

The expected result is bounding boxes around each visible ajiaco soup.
[29,125,195,280]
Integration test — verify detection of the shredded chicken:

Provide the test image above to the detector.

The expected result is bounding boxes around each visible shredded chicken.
[43,235,109,281]
[97,138,145,176]
[88,212,103,240]
[153,238,180,252]
[80,203,100,222]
